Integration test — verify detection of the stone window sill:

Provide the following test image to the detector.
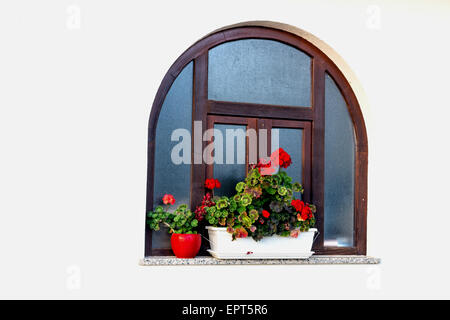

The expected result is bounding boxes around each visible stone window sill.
[140,255,380,266]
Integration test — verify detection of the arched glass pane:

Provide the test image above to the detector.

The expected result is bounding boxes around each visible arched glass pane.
[152,62,193,249]
[213,124,247,197]
[324,73,355,247]
[208,39,311,107]
[271,128,303,199]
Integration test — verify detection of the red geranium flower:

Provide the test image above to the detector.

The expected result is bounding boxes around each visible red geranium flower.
[280,151,292,168]
[291,199,305,212]
[270,150,280,167]
[235,227,248,238]
[162,194,175,205]
[270,148,292,169]
[262,210,271,218]
[194,192,215,221]
[205,178,221,189]
[256,159,276,176]
[301,205,312,221]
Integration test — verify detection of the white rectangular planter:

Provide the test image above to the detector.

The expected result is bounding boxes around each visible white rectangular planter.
[206,226,317,259]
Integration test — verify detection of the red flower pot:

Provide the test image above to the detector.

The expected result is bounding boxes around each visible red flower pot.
[171,233,201,258]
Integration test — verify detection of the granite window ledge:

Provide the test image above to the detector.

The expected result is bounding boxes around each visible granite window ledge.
[140,255,380,266]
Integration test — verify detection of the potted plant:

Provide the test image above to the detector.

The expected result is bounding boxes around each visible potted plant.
[147,194,201,258]
[203,148,318,259]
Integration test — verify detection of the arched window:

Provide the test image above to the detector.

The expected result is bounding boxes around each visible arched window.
[145,22,368,256]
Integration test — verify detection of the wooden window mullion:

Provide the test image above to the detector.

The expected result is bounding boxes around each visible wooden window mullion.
[191,53,208,210]
[311,58,326,252]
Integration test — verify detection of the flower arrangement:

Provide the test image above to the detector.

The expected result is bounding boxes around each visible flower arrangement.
[148,148,315,244]
[146,180,221,241]
[204,148,316,241]
[147,194,199,234]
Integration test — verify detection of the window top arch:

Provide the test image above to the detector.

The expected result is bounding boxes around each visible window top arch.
[149,22,367,152]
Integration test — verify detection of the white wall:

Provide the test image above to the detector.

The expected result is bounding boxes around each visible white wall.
[0,0,449,299]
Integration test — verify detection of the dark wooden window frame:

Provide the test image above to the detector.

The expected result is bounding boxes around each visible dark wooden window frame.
[145,25,368,256]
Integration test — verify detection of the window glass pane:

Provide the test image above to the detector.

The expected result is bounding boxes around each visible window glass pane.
[208,39,311,107]
[271,128,303,199]
[213,124,247,197]
[152,62,193,249]
[324,73,355,247]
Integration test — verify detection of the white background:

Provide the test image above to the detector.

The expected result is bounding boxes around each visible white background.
[0,0,449,299]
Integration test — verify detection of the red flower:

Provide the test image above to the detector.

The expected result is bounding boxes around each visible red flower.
[270,148,292,169]
[205,179,215,189]
[280,154,292,169]
[235,227,248,238]
[194,192,215,221]
[301,205,312,221]
[270,150,280,167]
[291,199,305,212]
[256,159,276,176]
[205,178,221,189]
[162,194,175,205]
[262,210,271,218]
